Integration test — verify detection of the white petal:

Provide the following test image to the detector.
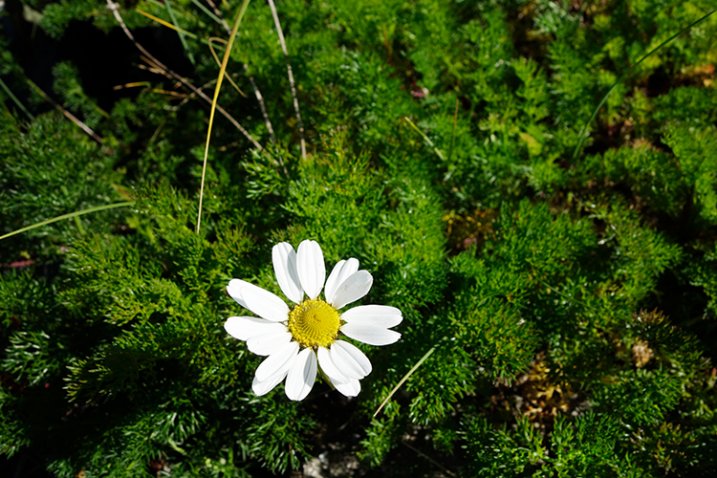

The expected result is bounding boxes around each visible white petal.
[340,323,401,346]
[331,378,361,398]
[335,340,373,375]
[317,346,349,383]
[233,280,289,322]
[341,305,402,329]
[246,331,292,356]
[285,348,317,401]
[324,258,359,304]
[330,340,372,380]
[296,240,326,299]
[227,279,249,308]
[252,372,286,396]
[224,316,285,341]
[252,352,297,396]
[255,341,300,382]
[272,242,304,304]
[330,271,373,309]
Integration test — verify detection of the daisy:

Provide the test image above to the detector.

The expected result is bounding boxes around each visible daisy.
[224,240,402,401]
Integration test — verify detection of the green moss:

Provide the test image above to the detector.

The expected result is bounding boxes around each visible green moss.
[2,0,717,475]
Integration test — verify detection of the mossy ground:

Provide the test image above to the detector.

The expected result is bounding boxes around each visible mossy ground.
[2,1,717,476]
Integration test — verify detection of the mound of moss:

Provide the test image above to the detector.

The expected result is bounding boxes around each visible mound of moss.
[1,1,716,476]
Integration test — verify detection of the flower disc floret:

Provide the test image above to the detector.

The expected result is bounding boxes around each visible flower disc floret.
[288,299,340,348]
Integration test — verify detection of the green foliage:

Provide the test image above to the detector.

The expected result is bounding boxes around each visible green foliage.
[462,413,647,477]
[37,0,137,38]
[690,244,717,316]
[594,367,683,424]
[584,144,687,216]
[461,415,549,476]
[52,62,109,130]
[0,114,121,257]
[2,0,717,476]
[663,124,717,224]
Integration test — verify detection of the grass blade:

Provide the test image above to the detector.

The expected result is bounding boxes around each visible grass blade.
[208,37,247,97]
[164,0,196,65]
[137,8,196,37]
[373,345,436,418]
[572,8,717,161]
[404,116,445,161]
[189,0,226,27]
[195,0,251,234]
[107,0,261,149]
[0,76,34,121]
[0,202,134,242]
[131,12,247,98]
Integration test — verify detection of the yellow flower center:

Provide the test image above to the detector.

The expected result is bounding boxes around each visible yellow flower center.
[287,299,340,348]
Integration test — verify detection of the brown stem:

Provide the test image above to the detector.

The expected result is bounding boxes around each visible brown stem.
[267,0,306,159]
[105,0,263,150]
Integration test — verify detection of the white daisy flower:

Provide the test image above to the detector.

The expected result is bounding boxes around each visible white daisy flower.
[224,240,402,401]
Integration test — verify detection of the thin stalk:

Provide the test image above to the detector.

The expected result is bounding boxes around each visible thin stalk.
[196,0,251,234]
[373,345,436,418]
[0,202,134,242]
[165,0,195,64]
[133,12,247,98]
[401,441,456,477]
[374,296,489,419]
[26,79,103,144]
[404,116,445,161]
[189,0,276,143]
[189,0,226,26]
[167,78,218,111]
[137,8,194,36]
[205,0,231,31]
[448,95,459,161]
[208,37,247,96]
[267,0,306,158]
[572,8,717,161]
[106,0,261,150]
[244,65,276,144]
[0,76,34,121]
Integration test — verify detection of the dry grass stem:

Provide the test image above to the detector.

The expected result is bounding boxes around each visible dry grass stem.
[27,79,103,144]
[196,0,252,234]
[267,0,306,158]
[106,0,262,150]
[205,2,276,143]
[207,38,247,97]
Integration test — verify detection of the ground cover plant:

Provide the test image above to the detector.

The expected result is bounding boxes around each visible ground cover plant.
[1,0,717,476]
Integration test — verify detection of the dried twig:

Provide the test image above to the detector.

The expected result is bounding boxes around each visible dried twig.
[401,441,456,477]
[244,64,275,142]
[167,78,217,111]
[204,0,230,31]
[267,0,306,158]
[105,0,262,150]
[26,79,103,144]
[203,1,276,143]
[207,37,247,97]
